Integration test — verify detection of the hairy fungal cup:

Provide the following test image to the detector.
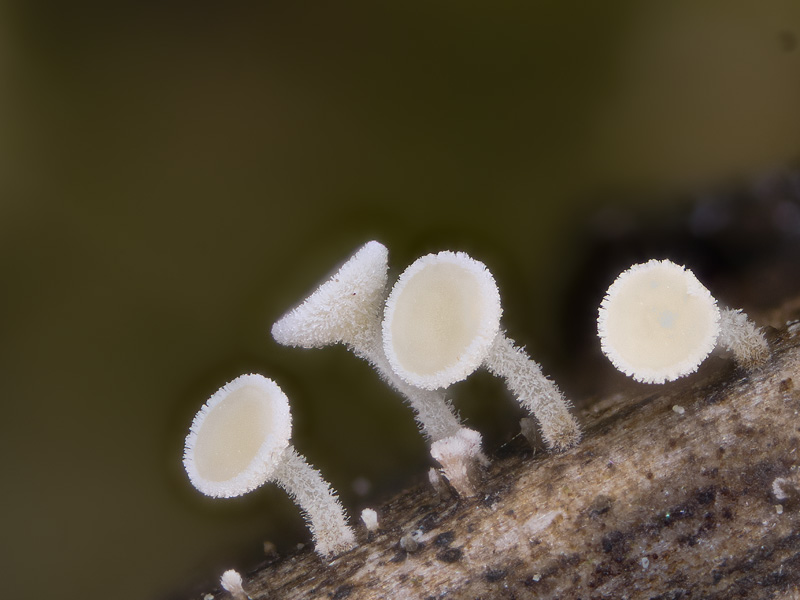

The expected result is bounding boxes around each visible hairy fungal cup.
[183,374,356,557]
[383,250,582,453]
[598,259,769,383]
[271,241,486,495]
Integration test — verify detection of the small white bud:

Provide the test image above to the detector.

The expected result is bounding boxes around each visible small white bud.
[430,428,486,497]
[220,570,249,600]
[360,508,379,532]
[772,474,800,501]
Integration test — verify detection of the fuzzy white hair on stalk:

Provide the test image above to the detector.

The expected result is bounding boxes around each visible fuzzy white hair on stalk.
[183,374,356,558]
[271,241,486,495]
[383,250,582,454]
[598,259,768,384]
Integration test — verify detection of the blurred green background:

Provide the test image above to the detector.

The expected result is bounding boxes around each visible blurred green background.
[2,2,800,599]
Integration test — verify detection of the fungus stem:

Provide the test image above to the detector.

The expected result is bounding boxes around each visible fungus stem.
[717,308,770,370]
[273,446,356,558]
[352,329,486,493]
[350,329,463,442]
[484,334,582,452]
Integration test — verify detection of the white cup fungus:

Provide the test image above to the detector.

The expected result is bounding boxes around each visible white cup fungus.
[598,259,769,383]
[383,251,582,453]
[183,374,356,558]
[271,241,487,495]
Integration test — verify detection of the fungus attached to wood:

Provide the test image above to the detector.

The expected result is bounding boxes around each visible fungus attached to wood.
[383,250,582,452]
[183,374,356,558]
[271,242,486,494]
[220,570,250,600]
[429,427,487,497]
[598,259,769,383]
[360,508,379,532]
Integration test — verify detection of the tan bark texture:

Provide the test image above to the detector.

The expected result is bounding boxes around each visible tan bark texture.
[205,308,800,600]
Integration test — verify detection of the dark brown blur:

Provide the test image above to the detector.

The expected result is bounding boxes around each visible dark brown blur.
[1,3,799,599]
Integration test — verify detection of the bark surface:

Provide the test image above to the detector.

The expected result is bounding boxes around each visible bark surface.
[205,306,800,600]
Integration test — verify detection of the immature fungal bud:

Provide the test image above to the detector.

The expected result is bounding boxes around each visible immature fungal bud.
[271,242,485,493]
[183,374,356,557]
[220,570,250,600]
[383,251,582,452]
[360,508,379,532]
[430,427,486,496]
[598,259,769,383]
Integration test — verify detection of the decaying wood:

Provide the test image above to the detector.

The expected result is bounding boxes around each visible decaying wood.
[205,311,800,600]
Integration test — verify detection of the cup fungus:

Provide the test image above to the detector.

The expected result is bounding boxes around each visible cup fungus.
[598,259,769,384]
[383,250,582,453]
[183,374,356,558]
[271,241,487,495]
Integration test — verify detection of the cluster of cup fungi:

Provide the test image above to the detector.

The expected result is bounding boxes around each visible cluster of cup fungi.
[182,241,770,595]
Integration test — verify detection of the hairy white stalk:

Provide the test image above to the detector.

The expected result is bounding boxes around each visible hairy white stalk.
[484,334,582,452]
[718,308,770,370]
[273,447,356,558]
[220,570,250,600]
[349,330,463,442]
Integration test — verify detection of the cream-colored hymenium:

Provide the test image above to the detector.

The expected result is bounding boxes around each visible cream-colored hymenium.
[383,250,582,453]
[598,259,769,384]
[220,570,250,600]
[183,374,356,557]
[271,241,486,495]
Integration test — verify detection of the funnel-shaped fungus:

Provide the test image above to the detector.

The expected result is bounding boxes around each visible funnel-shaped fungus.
[598,259,769,383]
[183,374,356,557]
[271,241,486,495]
[383,251,582,453]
